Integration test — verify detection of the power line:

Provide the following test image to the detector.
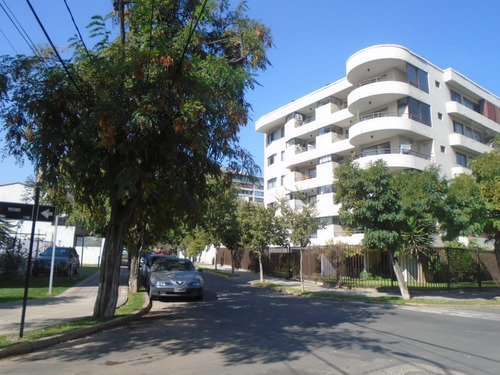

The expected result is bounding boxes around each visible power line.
[0,0,41,58]
[25,0,82,92]
[62,0,91,59]
[0,24,18,54]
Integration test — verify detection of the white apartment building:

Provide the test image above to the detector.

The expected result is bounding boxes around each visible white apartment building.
[256,44,500,246]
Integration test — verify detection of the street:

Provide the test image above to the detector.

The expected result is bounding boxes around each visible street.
[1,272,499,375]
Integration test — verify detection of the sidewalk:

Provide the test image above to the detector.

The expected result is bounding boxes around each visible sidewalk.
[0,266,130,337]
[200,263,500,303]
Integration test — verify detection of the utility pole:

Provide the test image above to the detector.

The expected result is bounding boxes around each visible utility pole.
[114,0,126,44]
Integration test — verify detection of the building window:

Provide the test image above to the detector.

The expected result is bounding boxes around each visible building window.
[406,63,429,93]
[319,124,343,136]
[450,90,480,113]
[453,120,482,142]
[362,141,390,157]
[319,155,332,164]
[267,127,284,146]
[267,153,276,166]
[281,151,285,161]
[435,81,440,88]
[280,175,285,186]
[398,97,431,126]
[318,185,335,195]
[456,152,473,167]
[267,177,277,189]
[438,112,443,120]
[441,146,446,153]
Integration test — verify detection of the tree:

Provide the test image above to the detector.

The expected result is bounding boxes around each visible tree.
[0,1,272,317]
[238,201,280,282]
[469,146,500,269]
[334,159,411,299]
[440,173,487,241]
[279,193,320,291]
[392,167,447,282]
[199,176,242,275]
[0,218,12,248]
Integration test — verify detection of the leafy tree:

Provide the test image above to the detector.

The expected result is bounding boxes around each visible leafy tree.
[0,218,12,248]
[469,146,500,269]
[334,159,411,299]
[440,173,487,241]
[279,193,320,290]
[181,226,211,258]
[0,1,272,317]
[391,167,447,282]
[198,175,243,275]
[238,201,280,282]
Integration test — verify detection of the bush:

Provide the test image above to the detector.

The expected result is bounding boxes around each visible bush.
[0,240,27,277]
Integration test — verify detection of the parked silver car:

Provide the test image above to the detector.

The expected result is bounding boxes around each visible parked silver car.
[147,257,204,301]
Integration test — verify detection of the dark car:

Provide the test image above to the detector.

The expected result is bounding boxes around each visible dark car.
[32,247,80,277]
[147,257,204,301]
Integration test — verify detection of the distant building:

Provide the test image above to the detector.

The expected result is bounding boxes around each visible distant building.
[256,44,500,246]
[232,174,264,204]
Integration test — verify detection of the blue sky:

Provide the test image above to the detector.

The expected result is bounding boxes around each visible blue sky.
[1,0,500,184]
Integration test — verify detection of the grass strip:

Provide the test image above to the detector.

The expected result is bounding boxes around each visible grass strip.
[200,268,232,277]
[0,291,146,349]
[255,282,500,306]
[0,267,100,303]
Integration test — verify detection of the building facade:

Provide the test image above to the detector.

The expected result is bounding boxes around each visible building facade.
[256,44,500,246]
[232,174,265,204]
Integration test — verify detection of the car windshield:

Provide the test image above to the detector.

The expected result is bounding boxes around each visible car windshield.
[152,259,195,272]
[41,248,70,257]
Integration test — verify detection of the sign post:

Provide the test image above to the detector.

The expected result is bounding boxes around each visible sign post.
[1,195,56,338]
[19,188,40,338]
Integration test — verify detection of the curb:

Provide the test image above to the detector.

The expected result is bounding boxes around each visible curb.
[0,293,152,360]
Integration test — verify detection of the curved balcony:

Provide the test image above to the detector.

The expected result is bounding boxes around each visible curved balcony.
[448,133,493,155]
[353,148,433,171]
[348,113,432,146]
[346,45,415,84]
[348,78,422,115]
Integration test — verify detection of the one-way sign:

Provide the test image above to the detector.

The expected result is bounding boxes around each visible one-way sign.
[0,201,56,222]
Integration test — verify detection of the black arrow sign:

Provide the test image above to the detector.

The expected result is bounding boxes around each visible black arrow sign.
[0,201,56,222]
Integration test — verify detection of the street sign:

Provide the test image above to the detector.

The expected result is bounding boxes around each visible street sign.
[0,201,56,222]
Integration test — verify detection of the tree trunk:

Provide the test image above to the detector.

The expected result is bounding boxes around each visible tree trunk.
[128,252,140,293]
[494,232,500,274]
[93,198,137,318]
[230,249,235,276]
[388,249,411,300]
[300,248,304,292]
[258,252,264,282]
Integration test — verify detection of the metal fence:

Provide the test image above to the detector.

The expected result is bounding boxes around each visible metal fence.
[216,245,500,290]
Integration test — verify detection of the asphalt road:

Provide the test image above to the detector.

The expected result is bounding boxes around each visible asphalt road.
[1,272,499,375]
